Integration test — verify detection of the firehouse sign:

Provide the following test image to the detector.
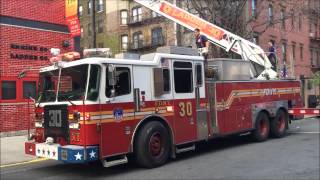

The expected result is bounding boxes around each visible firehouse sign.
[10,43,49,60]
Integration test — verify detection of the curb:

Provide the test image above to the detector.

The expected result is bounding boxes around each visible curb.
[0,129,35,138]
[0,158,48,168]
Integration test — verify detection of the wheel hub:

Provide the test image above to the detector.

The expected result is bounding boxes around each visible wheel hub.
[260,119,268,136]
[149,132,163,157]
[277,114,286,132]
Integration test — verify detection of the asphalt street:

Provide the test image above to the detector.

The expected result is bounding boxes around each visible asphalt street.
[1,117,319,180]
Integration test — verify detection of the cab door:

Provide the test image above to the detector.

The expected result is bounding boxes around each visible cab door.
[172,60,197,144]
[100,64,135,157]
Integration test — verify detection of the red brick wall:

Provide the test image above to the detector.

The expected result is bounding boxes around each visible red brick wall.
[0,0,74,133]
[0,26,74,77]
[0,102,35,132]
[0,0,66,25]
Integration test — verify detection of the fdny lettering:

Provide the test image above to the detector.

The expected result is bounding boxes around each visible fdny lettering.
[49,110,62,127]
[263,88,277,96]
[155,100,171,107]
[160,2,224,40]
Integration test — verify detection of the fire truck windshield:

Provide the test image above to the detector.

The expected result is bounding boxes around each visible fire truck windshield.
[38,64,100,103]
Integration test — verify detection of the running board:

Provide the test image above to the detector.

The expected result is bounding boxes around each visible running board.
[176,144,195,154]
[102,155,128,168]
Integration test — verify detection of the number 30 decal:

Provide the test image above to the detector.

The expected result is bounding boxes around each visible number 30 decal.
[178,102,192,117]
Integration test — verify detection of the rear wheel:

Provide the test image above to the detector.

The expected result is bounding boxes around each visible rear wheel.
[270,109,288,138]
[252,112,270,142]
[135,121,170,168]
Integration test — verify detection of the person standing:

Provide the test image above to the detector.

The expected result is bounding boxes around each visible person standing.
[267,41,277,71]
[194,28,210,60]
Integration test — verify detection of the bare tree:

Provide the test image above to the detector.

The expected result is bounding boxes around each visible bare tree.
[182,0,309,58]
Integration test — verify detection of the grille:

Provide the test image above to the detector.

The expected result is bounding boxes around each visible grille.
[44,105,69,143]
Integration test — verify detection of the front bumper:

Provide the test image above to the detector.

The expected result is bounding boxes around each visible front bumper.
[25,141,99,163]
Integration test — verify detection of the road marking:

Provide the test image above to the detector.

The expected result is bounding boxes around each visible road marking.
[0,158,49,168]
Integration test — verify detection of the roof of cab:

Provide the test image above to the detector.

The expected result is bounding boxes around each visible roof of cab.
[40,53,204,72]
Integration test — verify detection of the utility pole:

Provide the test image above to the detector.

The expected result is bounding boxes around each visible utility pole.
[91,0,96,48]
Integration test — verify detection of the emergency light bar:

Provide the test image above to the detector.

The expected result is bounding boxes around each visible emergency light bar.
[83,48,112,58]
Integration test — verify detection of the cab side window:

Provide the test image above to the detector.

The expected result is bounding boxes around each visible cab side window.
[173,61,193,93]
[106,67,131,97]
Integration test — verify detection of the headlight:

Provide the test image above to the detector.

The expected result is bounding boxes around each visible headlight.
[69,122,80,129]
[35,121,43,128]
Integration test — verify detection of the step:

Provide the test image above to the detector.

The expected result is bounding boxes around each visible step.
[176,144,195,154]
[102,155,128,168]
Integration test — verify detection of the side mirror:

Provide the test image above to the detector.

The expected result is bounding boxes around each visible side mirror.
[108,65,116,86]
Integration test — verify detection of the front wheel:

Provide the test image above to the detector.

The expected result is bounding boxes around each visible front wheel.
[270,109,288,138]
[135,121,170,168]
[252,112,270,142]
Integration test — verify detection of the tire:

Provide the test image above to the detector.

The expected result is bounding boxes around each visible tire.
[252,112,270,142]
[270,109,288,138]
[135,121,170,168]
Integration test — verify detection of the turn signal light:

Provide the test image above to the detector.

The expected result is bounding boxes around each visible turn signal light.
[166,106,173,112]
[73,111,81,121]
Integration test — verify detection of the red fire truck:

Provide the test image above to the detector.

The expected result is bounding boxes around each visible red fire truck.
[25,0,304,168]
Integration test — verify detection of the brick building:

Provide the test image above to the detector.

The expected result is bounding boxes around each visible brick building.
[79,0,177,55]
[0,0,74,134]
[247,0,320,105]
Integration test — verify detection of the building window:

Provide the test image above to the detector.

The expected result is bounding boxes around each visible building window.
[1,81,16,100]
[23,81,36,99]
[298,14,302,31]
[281,41,287,62]
[121,35,128,50]
[97,19,103,33]
[174,61,193,93]
[310,49,314,66]
[281,9,285,30]
[292,42,296,62]
[79,5,83,17]
[290,9,294,29]
[88,23,92,36]
[97,0,104,12]
[251,0,257,18]
[132,7,142,23]
[268,4,274,24]
[151,27,164,47]
[300,43,304,61]
[120,10,128,25]
[88,0,91,15]
[132,32,143,49]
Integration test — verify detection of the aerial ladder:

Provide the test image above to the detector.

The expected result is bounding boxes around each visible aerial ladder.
[134,0,278,80]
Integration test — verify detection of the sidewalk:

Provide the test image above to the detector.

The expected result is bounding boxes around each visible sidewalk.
[0,135,36,166]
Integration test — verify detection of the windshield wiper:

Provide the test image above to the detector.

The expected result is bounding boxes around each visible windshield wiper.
[66,95,76,106]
